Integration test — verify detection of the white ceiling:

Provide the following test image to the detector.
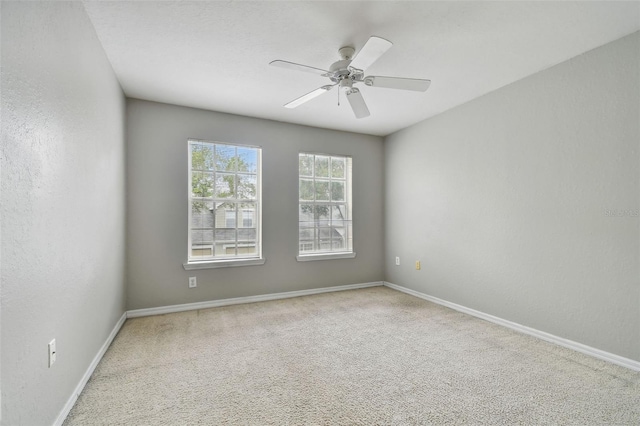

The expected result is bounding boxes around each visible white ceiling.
[82,1,640,137]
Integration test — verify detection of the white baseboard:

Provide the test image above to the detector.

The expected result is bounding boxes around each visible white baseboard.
[384,281,640,372]
[127,281,384,318]
[53,312,127,426]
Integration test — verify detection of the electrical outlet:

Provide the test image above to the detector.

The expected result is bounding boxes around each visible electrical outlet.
[395,256,400,266]
[188,277,197,288]
[415,261,421,270]
[48,339,56,368]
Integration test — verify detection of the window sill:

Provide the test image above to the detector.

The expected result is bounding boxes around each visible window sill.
[183,258,266,270]
[296,252,356,262]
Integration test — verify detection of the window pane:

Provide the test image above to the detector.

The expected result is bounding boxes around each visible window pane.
[215,229,236,241]
[319,227,333,239]
[299,204,314,221]
[191,143,215,171]
[244,213,254,228]
[331,205,346,220]
[191,172,214,198]
[332,220,346,230]
[299,179,314,201]
[213,202,231,228]
[299,221,316,240]
[215,174,235,198]
[191,143,204,170]
[216,244,236,257]
[191,247,213,258]
[192,229,214,245]
[319,239,332,251]
[237,174,257,200]
[215,145,236,171]
[315,181,329,201]
[238,245,257,255]
[331,157,345,178]
[331,181,345,201]
[191,201,213,228]
[203,145,215,170]
[315,156,329,178]
[238,147,258,173]
[242,212,252,228]
[237,228,256,240]
[332,239,345,250]
[333,224,348,251]
[315,205,330,222]
[299,242,314,252]
[299,154,314,177]
[191,171,203,197]
[224,210,236,228]
[239,203,256,228]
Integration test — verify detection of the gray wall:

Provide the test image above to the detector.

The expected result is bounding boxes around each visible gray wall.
[385,32,640,361]
[1,2,126,424]
[126,99,384,310]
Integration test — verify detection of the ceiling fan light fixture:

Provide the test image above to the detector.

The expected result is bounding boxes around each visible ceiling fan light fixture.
[339,78,353,91]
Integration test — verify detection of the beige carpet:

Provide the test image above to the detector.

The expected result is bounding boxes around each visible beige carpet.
[65,287,640,425]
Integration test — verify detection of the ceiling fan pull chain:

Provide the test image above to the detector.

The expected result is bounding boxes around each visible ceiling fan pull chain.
[337,85,340,106]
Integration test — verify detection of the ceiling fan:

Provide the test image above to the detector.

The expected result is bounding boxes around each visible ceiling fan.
[270,36,431,119]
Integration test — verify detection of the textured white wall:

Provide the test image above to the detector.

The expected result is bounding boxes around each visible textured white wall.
[385,32,640,361]
[1,2,126,424]
[126,99,384,310]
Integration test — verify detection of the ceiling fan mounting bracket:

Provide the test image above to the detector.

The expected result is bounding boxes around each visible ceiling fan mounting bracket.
[338,46,355,60]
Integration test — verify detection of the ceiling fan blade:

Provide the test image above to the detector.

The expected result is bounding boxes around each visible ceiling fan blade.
[364,76,431,92]
[349,36,393,71]
[346,88,370,119]
[270,60,330,76]
[284,85,334,109]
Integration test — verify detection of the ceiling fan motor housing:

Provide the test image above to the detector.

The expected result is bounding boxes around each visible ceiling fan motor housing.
[329,59,352,82]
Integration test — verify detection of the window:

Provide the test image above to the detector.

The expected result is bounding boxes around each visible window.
[185,140,263,269]
[241,209,254,228]
[298,153,354,260]
[225,210,236,228]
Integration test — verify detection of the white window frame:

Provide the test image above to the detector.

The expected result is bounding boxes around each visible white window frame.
[297,152,355,262]
[184,139,264,270]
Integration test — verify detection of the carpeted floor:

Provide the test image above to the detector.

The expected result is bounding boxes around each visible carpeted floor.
[65,286,640,425]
